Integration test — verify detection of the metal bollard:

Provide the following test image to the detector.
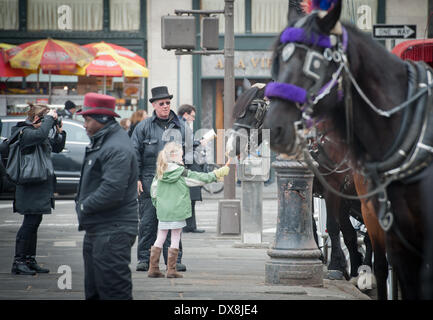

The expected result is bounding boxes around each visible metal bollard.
[265,156,323,286]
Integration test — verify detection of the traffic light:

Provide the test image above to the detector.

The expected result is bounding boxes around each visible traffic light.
[201,16,219,50]
[161,15,196,50]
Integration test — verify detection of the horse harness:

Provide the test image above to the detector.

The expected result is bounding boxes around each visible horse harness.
[265,14,433,256]
[234,98,270,131]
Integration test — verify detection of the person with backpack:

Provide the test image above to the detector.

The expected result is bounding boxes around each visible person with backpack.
[148,142,229,278]
[11,104,66,275]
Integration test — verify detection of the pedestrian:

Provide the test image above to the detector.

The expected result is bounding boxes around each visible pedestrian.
[75,92,138,300]
[58,100,77,119]
[148,142,229,278]
[131,86,191,273]
[177,104,205,233]
[128,109,148,137]
[11,104,66,275]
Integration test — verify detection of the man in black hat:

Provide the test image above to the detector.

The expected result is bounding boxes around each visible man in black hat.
[58,100,77,119]
[131,86,190,272]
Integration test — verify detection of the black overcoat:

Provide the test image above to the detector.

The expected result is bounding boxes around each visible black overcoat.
[12,116,66,215]
[75,121,138,232]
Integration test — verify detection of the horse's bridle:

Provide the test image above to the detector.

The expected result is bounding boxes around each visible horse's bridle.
[233,98,270,131]
[265,26,348,127]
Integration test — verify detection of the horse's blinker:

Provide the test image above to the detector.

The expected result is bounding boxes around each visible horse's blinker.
[266,26,348,127]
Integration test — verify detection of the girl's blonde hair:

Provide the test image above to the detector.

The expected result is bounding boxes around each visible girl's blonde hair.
[156,142,183,179]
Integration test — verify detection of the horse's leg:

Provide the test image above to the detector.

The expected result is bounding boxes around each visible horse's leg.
[353,173,388,300]
[386,235,420,300]
[386,184,423,300]
[362,232,373,268]
[338,199,363,278]
[311,200,325,262]
[419,167,433,299]
[324,191,348,280]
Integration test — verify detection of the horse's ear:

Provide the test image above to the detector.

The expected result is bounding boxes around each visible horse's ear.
[316,0,342,34]
[243,78,252,90]
[288,0,306,25]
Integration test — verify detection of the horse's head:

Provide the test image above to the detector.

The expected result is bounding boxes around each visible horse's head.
[226,83,268,158]
[263,0,345,155]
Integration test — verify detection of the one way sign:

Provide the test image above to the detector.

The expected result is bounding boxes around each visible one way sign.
[373,24,417,39]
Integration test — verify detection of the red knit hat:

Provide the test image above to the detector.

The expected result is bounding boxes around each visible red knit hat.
[76,92,120,118]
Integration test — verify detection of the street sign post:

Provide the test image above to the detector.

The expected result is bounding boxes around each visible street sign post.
[373,24,417,39]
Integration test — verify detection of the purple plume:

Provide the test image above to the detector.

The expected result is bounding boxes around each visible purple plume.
[280,27,332,48]
[265,82,307,104]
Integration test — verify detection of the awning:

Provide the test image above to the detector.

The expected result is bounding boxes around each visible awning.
[391,39,433,64]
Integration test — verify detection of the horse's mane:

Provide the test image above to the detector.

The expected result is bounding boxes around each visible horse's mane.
[232,87,265,119]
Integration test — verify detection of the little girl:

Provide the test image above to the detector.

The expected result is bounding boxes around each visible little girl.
[149,142,229,278]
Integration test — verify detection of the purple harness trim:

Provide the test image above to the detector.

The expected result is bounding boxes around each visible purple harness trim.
[280,27,348,51]
[265,27,348,108]
[264,83,307,104]
[280,28,332,48]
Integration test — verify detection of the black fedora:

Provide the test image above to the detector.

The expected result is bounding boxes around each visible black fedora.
[149,86,173,103]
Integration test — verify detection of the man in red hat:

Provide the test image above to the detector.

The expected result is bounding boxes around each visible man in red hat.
[75,92,138,300]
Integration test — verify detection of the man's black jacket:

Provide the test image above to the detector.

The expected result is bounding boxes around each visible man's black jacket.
[75,121,138,232]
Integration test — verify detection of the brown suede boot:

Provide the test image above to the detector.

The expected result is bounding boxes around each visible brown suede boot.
[166,248,183,278]
[148,246,165,278]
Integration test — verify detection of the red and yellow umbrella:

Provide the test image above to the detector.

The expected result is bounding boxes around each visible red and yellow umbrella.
[87,42,146,66]
[81,42,148,78]
[0,48,28,77]
[7,38,94,72]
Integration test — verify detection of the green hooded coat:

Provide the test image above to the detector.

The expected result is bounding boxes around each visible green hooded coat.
[151,163,217,222]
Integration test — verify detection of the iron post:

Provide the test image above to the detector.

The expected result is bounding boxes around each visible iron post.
[223,0,236,200]
[265,155,323,286]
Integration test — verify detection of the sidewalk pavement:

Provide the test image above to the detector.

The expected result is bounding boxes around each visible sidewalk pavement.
[0,196,372,301]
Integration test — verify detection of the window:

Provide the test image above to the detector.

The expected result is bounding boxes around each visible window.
[251,0,288,34]
[110,0,140,31]
[0,0,19,30]
[62,122,89,143]
[201,0,245,34]
[341,0,378,32]
[27,0,103,31]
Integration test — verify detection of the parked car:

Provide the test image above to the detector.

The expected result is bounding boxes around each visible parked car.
[0,116,89,197]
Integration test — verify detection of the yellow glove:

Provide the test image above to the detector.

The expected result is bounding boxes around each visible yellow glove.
[213,166,230,180]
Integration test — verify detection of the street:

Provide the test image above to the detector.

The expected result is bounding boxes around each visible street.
[0,196,371,301]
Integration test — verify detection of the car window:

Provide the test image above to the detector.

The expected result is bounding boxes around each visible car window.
[1,121,14,139]
[62,122,89,143]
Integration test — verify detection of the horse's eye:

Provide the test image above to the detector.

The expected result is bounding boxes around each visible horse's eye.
[282,43,295,62]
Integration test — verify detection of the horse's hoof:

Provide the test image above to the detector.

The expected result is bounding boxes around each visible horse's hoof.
[326,270,344,280]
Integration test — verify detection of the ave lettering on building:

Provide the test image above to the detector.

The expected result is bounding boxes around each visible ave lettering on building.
[201,51,272,79]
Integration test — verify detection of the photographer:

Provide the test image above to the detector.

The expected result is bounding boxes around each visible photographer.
[11,104,66,275]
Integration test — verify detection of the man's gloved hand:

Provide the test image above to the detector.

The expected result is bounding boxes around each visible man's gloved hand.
[213,166,230,181]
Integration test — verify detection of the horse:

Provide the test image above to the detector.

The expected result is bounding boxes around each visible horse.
[226,82,373,282]
[263,0,433,299]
